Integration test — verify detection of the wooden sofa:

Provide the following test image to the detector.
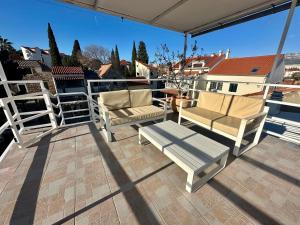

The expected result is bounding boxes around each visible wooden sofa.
[178,91,269,156]
[98,89,167,142]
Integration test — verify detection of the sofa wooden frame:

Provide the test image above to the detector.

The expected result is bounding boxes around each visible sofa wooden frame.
[100,98,167,142]
[178,99,269,157]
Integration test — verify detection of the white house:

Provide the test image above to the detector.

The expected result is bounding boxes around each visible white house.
[284,53,300,78]
[135,60,159,79]
[202,55,285,96]
[21,46,52,67]
[173,50,229,76]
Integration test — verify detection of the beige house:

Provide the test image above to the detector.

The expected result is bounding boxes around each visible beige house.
[202,55,285,96]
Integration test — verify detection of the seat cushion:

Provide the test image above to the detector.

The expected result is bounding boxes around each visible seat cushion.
[109,105,164,126]
[196,91,225,113]
[213,116,260,137]
[129,89,152,107]
[227,96,264,119]
[181,107,225,127]
[99,90,130,110]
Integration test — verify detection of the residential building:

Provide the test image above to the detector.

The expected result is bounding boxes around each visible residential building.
[21,46,52,67]
[284,53,300,79]
[173,50,229,76]
[135,60,159,79]
[204,55,285,95]
[52,66,85,93]
[120,59,131,70]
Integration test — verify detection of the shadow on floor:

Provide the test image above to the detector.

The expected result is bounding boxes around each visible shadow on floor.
[240,155,300,186]
[209,178,282,225]
[53,123,172,225]
[8,130,63,225]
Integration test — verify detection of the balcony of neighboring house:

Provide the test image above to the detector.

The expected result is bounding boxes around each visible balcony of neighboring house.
[0,75,299,225]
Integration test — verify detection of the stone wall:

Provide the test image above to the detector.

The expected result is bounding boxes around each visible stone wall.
[22,72,56,94]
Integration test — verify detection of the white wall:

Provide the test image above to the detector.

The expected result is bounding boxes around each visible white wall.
[136,61,150,78]
[203,74,267,95]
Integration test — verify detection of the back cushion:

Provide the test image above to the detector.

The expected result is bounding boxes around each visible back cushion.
[228,96,264,119]
[99,90,130,110]
[129,89,152,107]
[220,95,233,115]
[197,91,225,113]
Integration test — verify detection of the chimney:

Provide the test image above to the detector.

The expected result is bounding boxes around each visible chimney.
[225,49,230,59]
[218,50,222,56]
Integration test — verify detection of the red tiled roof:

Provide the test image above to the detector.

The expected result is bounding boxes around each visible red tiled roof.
[208,55,284,76]
[120,60,130,66]
[173,54,225,69]
[98,64,112,77]
[52,66,84,80]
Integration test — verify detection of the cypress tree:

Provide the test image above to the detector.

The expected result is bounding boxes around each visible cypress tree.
[137,41,149,64]
[111,49,116,69]
[130,41,137,77]
[114,45,121,72]
[47,23,62,66]
[71,39,81,66]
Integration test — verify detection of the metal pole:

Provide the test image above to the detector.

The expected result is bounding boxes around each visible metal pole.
[180,32,188,74]
[269,0,297,79]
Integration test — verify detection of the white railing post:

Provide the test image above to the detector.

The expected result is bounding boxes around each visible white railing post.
[87,81,96,123]
[56,94,65,126]
[263,84,270,100]
[0,99,23,147]
[191,78,197,106]
[40,82,57,129]
[0,62,24,131]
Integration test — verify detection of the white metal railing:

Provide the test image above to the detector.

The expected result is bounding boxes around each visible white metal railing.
[0,77,299,157]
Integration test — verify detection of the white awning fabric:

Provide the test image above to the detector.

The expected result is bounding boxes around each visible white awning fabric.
[61,0,295,36]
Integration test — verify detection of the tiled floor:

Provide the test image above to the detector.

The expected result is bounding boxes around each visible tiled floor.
[0,119,299,225]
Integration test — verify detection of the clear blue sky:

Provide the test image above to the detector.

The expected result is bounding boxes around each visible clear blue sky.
[1,0,299,61]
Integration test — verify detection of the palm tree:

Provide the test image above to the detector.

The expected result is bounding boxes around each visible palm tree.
[0,36,14,51]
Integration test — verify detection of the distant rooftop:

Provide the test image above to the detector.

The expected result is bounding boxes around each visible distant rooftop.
[208,55,283,76]
[52,66,84,80]
[173,54,225,69]
[285,53,300,65]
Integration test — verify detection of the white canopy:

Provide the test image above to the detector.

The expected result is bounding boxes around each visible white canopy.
[61,0,295,36]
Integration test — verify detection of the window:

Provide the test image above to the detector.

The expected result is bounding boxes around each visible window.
[216,82,223,91]
[229,83,238,92]
[209,82,223,91]
[251,67,260,74]
[43,81,49,90]
[209,82,216,90]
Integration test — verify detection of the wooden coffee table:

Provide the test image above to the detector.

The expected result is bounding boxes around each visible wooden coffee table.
[139,120,229,192]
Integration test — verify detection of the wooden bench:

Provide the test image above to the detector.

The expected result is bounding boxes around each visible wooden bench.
[138,120,229,192]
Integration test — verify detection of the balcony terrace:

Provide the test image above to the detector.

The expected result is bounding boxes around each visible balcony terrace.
[0,114,299,225]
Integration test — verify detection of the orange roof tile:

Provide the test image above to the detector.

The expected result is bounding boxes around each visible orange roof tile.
[208,55,284,76]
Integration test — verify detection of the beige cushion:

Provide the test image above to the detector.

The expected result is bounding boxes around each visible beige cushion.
[213,116,260,136]
[109,105,164,126]
[99,90,130,110]
[227,96,264,119]
[181,107,225,127]
[220,95,233,115]
[129,89,152,107]
[197,91,225,113]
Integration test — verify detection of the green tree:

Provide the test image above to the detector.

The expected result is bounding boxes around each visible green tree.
[130,41,137,76]
[71,40,81,66]
[114,45,121,72]
[137,41,149,64]
[111,49,116,69]
[0,36,14,52]
[47,23,62,66]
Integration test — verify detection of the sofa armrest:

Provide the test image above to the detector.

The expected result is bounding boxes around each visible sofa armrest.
[242,111,267,121]
[153,98,167,118]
